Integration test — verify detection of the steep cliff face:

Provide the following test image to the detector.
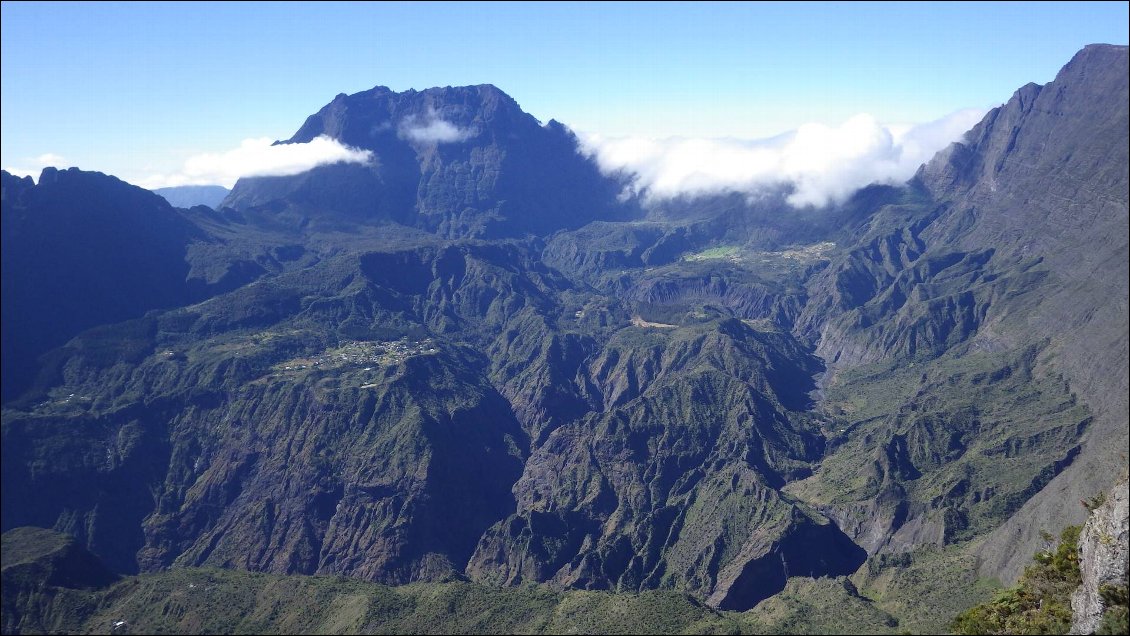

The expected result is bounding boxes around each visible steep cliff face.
[0,169,290,405]
[919,44,1129,584]
[915,45,1129,420]
[1071,479,1130,634]
[1,244,554,582]
[788,44,1129,583]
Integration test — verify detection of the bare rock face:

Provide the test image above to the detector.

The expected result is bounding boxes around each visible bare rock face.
[1070,478,1129,634]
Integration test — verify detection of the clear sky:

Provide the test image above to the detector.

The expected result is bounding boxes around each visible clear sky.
[2,1,1127,188]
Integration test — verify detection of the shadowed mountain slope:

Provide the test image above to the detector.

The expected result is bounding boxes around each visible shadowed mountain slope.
[1,169,204,402]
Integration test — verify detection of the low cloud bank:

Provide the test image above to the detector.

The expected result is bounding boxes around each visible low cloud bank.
[140,135,372,189]
[581,108,985,208]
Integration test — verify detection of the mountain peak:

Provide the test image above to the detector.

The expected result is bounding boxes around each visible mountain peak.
[1070,42,1129,61]
[915,43,1128,198]
[226,83,628,238]
[288,83,529,147]
[1053,43,1130,90]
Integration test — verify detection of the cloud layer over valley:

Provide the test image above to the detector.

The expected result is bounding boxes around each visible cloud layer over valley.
[581,108,985,207]
[9,108,983,209]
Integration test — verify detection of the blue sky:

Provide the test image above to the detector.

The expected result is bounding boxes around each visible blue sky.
[2,1,1127,190]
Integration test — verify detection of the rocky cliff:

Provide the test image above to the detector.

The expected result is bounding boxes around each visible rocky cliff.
[1071,478,1130,634]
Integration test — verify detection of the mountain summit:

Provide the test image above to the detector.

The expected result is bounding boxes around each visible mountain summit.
[223,84,629,238]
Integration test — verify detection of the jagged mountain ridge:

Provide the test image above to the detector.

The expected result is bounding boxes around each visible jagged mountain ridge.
[2,44,1127,632]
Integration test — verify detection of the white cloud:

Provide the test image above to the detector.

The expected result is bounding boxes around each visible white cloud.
[35,153,68,166]
[581,108,986,208]
[138,135,372,189]
[399,108,474,144]
[887,108,986,172]
[3,153,69,181]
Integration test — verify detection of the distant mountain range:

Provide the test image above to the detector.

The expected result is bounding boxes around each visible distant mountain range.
[151,185,231,209]
[2,44,1126,635]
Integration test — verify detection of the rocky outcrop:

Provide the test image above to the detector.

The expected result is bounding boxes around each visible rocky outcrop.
[1071,479,1130,634]
[786,45,1128,584]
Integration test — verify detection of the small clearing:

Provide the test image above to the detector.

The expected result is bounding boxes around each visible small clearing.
[631,316,678,329]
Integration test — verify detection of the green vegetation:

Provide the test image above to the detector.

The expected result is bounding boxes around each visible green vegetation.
[681,242,836,268]
[1,527,73,571]
[4,46,1129,635]
[1097,584,1129,635]
[10,565,740,635]
[852,544,1001,634]
[6,560,922,635]
[1,528,119,634]
[950,525,1081,635]
[790,343,1091,543]
[740,577,900,634]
